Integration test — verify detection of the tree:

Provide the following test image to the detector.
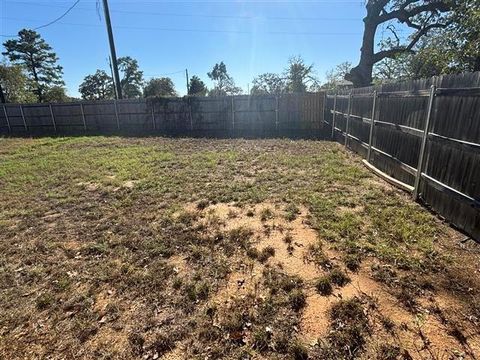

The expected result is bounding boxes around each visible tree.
[43,86,70,103]
[346,0,453,87]
[79,70,114,100]
[207,62,242,96]
[188,75,208,96]
[118,56,144,98]
[323,62,353,89]
[2,29,64,102]
[373,54,410,83]
[373,0,480,83]
[0,63,36,103]
[143,77,176,97]
[284,56,319,93]
[448,0,480,72]
[250,73,286,95]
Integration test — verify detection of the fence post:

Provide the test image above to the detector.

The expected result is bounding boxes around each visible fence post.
[2,105,11,133]
[189,98,194,132]
[231,96,235,135]
[151,106,156,131]
[80,103,87,131]
[367,90,377,162]
[413,85,436,200]
[322,92,327,137]
[345,92,352,148]
[49,104,57,133]
[331,93,337,139]
[114,100,120,130]
[275,95,279,134]
[20,105,28,132]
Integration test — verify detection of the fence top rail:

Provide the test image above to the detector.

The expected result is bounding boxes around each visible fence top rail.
[436,87,480,96]
[350,93,375,98]
[377,89,432,97]
[429,132,480,150]
[327,86,480,98]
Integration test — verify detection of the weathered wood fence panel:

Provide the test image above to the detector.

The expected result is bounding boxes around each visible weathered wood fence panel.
[0,93,326,139]
[325,72,480,242]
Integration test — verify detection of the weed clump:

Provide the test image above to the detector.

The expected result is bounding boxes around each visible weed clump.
[315,268,350,296]
[260,208,274,221]
[289,341,309,360]
[306,243,332,270]
[228,227,253,250]
[329,268,351,287]
[376,343,401,360]
[36,292,54,310]
[285,204,300,221]
[184,281,210,302]
[258,246,275,263]
[246,247,260,259]
[289,289,306,311]
[263,268,303,295]
[327,297,370,359]
[149,333,175,357]
[197,199,209,210]
[315,276,333,296]
[176,211,197,227]
[343,254,361,272]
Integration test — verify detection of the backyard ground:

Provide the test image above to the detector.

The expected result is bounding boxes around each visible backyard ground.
[0,136,479,360]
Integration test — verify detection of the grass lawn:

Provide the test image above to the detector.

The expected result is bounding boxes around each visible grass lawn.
[0,136,479,359]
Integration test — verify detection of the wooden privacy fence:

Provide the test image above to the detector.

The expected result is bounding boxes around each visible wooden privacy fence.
[324,72,480,242]
[0,93,325,138]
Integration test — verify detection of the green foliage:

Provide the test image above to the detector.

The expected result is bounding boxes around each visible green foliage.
[284,56,319,93]
[0,63,36,103]
[2,29,64,102]
[207,62,242,96]
[79,70,114,100]
[143,77,176,97]
[250,73,286,95]
[43,85,70,103]
[188,75,208,96]
[373,0,480,82]
[315,276,333,296]
[449,0,480,71]
[118,56,144,98]
[323,62,352,90]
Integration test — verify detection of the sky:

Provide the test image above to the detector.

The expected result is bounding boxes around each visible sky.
[0,0,379,97]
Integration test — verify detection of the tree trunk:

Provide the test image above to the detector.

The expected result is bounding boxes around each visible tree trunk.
[29,53,43,102]
[346,19,378,88]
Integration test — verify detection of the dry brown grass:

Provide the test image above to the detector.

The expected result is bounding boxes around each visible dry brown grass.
[0,136,479,359]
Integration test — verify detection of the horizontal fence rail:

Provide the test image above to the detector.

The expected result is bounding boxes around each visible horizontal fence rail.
[325,72,480,242]
[0,93,326,139]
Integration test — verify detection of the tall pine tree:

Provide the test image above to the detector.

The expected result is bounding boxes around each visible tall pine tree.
[3,29,64,102]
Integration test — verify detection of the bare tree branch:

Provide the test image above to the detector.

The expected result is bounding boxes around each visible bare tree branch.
[373,21,450,62]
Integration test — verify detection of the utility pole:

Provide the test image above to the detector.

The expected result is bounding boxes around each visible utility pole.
[0,84,5,104]
[108,57,118,99]
[102,0,122,99]
[185,69,190,95]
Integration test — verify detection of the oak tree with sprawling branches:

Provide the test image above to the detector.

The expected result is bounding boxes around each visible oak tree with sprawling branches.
[346,0,454,87]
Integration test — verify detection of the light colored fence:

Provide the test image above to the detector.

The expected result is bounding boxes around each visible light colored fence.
[324,72,480,242]
[0,93,326,138]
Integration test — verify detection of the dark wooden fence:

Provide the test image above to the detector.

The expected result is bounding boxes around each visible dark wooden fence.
[324,72,480,242]
[0,93,325,139]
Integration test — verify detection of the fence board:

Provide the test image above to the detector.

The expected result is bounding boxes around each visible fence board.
[326,71,480,242]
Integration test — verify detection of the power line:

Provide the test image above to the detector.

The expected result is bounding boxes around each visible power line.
[34,0,80,30]
[5,1,363,22]
[1,0,81,37]
[1,18,359,36]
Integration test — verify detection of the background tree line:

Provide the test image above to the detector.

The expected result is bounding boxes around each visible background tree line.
[0,1,478,103]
